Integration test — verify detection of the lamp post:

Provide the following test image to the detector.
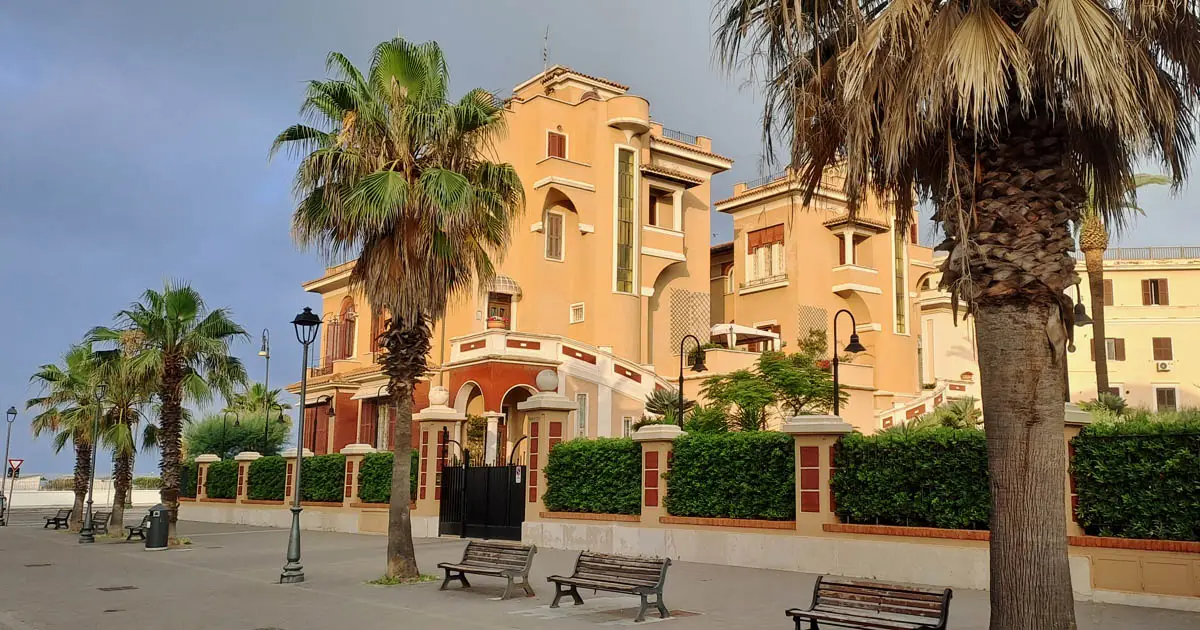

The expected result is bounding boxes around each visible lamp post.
[221,410,239,459]
[79,384,107,544]
[266,403,285,455]
[2,406,15,526]
[676,335,707,428]
[832,309,868,417]
[281,307,321,585]
[259,329,271,452]
[1065,283,1094,401]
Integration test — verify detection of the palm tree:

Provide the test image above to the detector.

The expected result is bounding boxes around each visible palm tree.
[93,349,155,529]
[225,382,293,413]
[912,397,982,430]
[714,2,1197,627]
[27,344,101,531]
[89,283,248,539]
[272,38,524,579]
[1077,174,1169,395]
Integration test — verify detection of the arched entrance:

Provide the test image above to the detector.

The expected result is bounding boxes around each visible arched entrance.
[499,385,535,464]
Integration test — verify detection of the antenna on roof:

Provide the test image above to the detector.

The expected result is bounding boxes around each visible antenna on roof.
[542,25,550,73]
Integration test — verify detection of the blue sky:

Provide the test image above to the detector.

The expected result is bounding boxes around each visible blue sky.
[1,0,1195,477]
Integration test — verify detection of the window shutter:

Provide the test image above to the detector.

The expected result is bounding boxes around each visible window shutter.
[1090,339,1095,361]
[838,235,846,265]
[1103,279,1113,306]
[547,132,566,158]
[1153,337,1173,361]
[1142,279,1152,305]
[909,223,918,244]
[1157,279,1169,305]
[1114,338,1126,361]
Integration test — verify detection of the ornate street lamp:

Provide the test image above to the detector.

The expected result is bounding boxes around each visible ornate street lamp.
[281,307,320,584]
[221,410,239,458]
[80,384,107,544]
[266,402,286,455]
[1,406,16,526]
[675,335,707,428]
[832,309,867,417]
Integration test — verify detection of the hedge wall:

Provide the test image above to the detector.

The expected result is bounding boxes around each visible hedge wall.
[247,456,286,501]
[181,461,198,498]
[832,428,990,530]
[1072,421,1200,541]
[205,460,238,499]
[543,438,641,515]
[300,453,345,503]
[357,450,419,504]
[666,432,795,520]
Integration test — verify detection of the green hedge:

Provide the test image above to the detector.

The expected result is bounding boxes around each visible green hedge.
[204,460,238,499]
[247,456,286,501]
[544,438,641,515]
[133,476,161,490]
[299,453,345,502]
[1072,420,1200,541]
[181,461,198,498]
[666,432,795,520]
[357,450,419,504]
[832,428,990,529]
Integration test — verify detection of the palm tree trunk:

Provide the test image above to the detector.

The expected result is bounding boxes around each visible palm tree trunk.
[111,449,133,529]
[158,360,184,541]
[71,440,91,532]
[1083,249,1109,395]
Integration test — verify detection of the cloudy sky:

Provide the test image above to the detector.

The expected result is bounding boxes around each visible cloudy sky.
[1,0,1195,477]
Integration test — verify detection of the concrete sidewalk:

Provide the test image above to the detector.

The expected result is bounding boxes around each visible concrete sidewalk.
[0,517,1194,629]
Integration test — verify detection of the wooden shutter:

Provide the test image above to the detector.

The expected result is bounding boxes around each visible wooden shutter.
[1153,337,1173,361]
[838,235,846,265]
[1103,279,1113,306]
[1114,338,1126,361]
[1090,339,1095,361]
[1157,279,1169,305]
[359,400,377,444]
[545,213,563,260]
[909,222,918,244]
[1142,279,1152,305]
[547,132,566,158]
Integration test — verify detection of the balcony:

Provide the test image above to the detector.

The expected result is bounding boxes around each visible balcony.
[640,225,685,261]
[606,95,650,133]
[532,155,594,193]
[831,265,882,296]
[739,274,789,295]
[660,127,699,146]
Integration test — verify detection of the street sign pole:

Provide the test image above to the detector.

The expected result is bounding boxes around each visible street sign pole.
[5,459,22,524]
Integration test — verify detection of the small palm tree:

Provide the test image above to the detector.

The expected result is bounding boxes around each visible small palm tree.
[644,388,693,418]
[912,397,982,431]
[225,382,293,413]
[27,344,101,531]
[93,348,156,529]
[273,38,524,579]
[1076,174,1169,395]
[89,282,247,539]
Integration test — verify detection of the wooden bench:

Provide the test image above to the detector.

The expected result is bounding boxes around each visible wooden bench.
[437,540,538,600]
[43,509,71,529]
[547,551,671,623]
[125,514,151,541]
[785,576,953,630]
[91,510,111,536]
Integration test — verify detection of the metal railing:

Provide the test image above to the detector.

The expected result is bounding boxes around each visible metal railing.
[740,274,788,289]
[661,127,699,145]
[1095,246,1200,260]
[740,171,789,191]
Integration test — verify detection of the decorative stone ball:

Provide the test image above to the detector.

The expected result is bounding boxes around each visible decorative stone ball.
[428,386,450,407]
[535,369,559,393]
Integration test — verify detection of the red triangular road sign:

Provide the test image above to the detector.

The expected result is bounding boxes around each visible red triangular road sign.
[7,459,22,470]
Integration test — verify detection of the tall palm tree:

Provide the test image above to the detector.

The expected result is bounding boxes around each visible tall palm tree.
[272,38,524,579]
[225,382,293,413]
[27,344,101,531]
[93,349,155,529]
[89,282,248,539]
[714,2,1197,627]
[1077,173,1169,395]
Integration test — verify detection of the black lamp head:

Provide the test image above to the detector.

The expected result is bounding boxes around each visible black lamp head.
[6,406,15,423]
[690,347,707,373]
[1073,302,1093,327]
[292,307,322,345]
[844,333,867,354]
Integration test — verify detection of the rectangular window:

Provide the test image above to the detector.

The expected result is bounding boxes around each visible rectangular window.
[622,416,634,438]
[909,222,918,244]
[547,131,566,159]
[1103,279,1113,306]
[616,149,635,293]
[1155,387,1178,412]
[376,403,391,450]
[1142,278,1170,305]
[894,225,907,333]
[837,234,846,266]
[1106,386,1122,397]
[545,212,564,261]
[746,224,785,282]
[1099,338,1126,362]
[575,393,589,437]
[569,302,585,324]
[1153,337,1173,361]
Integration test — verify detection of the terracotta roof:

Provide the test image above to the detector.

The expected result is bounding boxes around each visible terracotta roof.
[641,164,704,186]
[650,136,734,164]
[711,241,734,254]
[822,214,891,231]
[543,66,629,91]
[713,176,800,206]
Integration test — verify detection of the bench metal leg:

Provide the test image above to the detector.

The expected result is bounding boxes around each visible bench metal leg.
[655,592,670,619]
[439,569,468,591]
[550,583,584,608]
[635,595,650,623]
[502,577,514,601]
[520,575,535,598]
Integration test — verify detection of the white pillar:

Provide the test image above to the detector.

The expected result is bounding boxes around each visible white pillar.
[842,228,855,265]
[483,412,504,465]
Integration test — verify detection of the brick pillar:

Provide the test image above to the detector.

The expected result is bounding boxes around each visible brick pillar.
[1064,404,1092,537]
[233,451,262,504]
[339,443,376,505]
[517,370,577,523]
[194,454,219,500]
[412,391,466,518]
[632,424,684,524]
[783,416,852,535]
[281,448,314,502]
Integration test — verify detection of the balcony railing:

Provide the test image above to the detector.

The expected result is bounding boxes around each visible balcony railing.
[1072,246,1200,261]
[309,362,334,377]
[661,127,699,145]
[740,274,788,289]
[740,170,789,191]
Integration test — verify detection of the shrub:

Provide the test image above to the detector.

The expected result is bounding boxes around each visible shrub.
[1072,417,1200,541]
[205,460,238,499]
[181,461,198,498]
[543,438,641,515]
[356,450,419,503]
[45,477,74,491]
[132,476,161,489]
[247,456,286,501]
[667,432,795,520]
[683,405,729,433]
[832,428,990,529]
[182,412,291,459]
[300,453,345,502]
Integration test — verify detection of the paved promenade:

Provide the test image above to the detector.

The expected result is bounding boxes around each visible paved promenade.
[0,513,1195,629]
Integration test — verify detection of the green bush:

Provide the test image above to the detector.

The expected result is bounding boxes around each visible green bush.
[247,456,286,501]
[666,432,795,520]
[300,453,345,502]
[133,476,161,490]
[544,438,641,515]
[204,460,238,499]
[1072,418,1200,541]
[355,450,419,503]
[181,461,198,498]
[832,428,990,529]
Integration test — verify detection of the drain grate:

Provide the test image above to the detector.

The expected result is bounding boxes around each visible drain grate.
[97,586,138,592]
[24,563,53,568]
[103,609,125,613]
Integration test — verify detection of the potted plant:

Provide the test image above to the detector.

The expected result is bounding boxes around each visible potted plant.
[486,315,507,330]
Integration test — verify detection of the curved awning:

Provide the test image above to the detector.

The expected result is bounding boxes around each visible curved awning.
[711,323,780,341]
[487,275,522,298]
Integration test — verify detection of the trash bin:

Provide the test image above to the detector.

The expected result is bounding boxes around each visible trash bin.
[145,503,169,551]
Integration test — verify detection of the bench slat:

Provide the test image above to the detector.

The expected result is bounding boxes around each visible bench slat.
[578,552,668,568]
[550,576,643,594]
[789,609,928,630]
[817,590,945,617]
[821,576,949,597]
[820,583,946,606]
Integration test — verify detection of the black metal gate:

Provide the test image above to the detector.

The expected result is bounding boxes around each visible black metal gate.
[438,462,527,541]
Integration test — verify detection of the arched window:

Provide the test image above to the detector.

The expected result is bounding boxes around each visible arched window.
[721,263,735,295]
[332,297,356,360]
[370,308,390,353]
